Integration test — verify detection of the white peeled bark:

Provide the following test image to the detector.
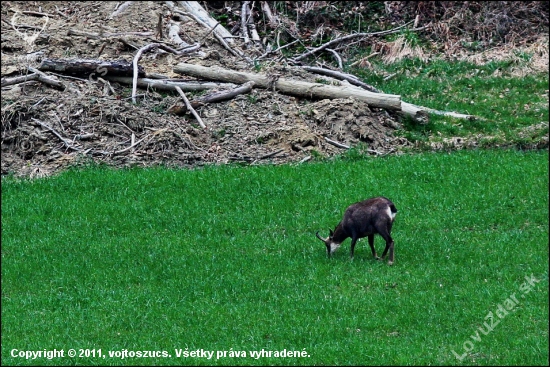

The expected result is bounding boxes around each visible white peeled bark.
[175,1,234,43]
[173,63,401,110]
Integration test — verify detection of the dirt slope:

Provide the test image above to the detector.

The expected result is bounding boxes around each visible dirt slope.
[1,1,411,178]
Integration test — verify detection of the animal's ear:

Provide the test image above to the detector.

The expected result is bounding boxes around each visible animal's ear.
[329,229,334,237]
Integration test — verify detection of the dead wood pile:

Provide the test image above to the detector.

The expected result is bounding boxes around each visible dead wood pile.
[1,1,546,177]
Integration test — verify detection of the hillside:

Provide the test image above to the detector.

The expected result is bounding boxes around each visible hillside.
[1,1,548,177]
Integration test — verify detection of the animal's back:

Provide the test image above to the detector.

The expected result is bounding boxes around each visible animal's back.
[342,196,397,234]
[349,196,396,216]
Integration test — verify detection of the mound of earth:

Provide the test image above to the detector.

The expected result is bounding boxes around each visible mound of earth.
[2,87,408,177]
[0,1,414,178]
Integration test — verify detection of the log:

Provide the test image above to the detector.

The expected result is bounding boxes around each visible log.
[103,76,237,92]
[173,1,234,43]
[191,81,254,105]
[38,58,145,77]
[401,102,430,124]
[261,1,278,27]
[168,81,255,114]
[168,2,250,63]
[167,21,190,47]
[1,71,65,90]
[110,1,133,18]
[401,101,480,123]
[300,66,381,93]
[301,67,478,122]
[67,28,153,39]
[173,63,401,110]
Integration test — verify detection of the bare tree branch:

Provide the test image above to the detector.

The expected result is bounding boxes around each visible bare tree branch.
[174,86,207,129]
[291,22,429,62]
[131,43,201,103]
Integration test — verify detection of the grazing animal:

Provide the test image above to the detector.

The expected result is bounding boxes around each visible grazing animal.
[316,196,398,265]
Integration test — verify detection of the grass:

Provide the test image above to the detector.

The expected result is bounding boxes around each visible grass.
[349,56,549,148]
[2,149,548,366]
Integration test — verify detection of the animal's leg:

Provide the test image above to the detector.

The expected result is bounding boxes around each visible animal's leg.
[368,234,379,260]
[350,237,357,259]
[380,235,394,266]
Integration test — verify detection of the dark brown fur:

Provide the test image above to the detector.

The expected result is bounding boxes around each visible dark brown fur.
[316,196,398,264]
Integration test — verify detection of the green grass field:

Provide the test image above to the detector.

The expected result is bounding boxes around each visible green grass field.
[350,54,549,149]
[2,149,548,365]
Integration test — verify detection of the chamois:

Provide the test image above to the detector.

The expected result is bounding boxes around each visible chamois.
[316,196,397,265]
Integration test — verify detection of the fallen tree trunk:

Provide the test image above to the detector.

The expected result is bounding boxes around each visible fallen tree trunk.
[1,68,65,90]
[103,76,237,92]
[299,66,381,93]
[38,58,145,77]
[400,102,430,124]
[173,63,401,110]
[302,66,480,122]
[169,1,234,43]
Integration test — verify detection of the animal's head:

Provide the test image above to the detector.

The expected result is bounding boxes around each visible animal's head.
[316,230,341,257]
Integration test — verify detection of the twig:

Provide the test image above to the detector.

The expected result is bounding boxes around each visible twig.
[31,118,80,151]
[291,21,429,62]
[324,137,350,149]
[131,43,201,103]
[197,22,220,44]
[213,31,253,65]
[104,76,234,92]
[118,37,139,50]
[11,24,45,31]
[54,5,68,19]
[111,136,148,154]
[408,103,482,120]
[259,149,284,159]
[97,42,108,58]
[73,133,95,141]
[167,21,189,47]
[31,97,47,109]
[1,73,39,87]
[156,12,163,39]
[120,93,146,100]
[348,52,380,67]
[174,86,207,129]
[298,155,312,164]
[97,77,116,96]
[246,2,261,44]
[255,39,299,61]
[36,71,89,82]
[167,1,234,42]
[326,48,343,69]
[168,81,255,114]
[114,118,135,133]
[324,137,390,155]
[131,44,158,103]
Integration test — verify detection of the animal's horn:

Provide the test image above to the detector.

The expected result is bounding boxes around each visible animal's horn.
[316,231,328,242]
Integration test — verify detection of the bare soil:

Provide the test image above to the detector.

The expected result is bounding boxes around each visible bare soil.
[0,1,414,178]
